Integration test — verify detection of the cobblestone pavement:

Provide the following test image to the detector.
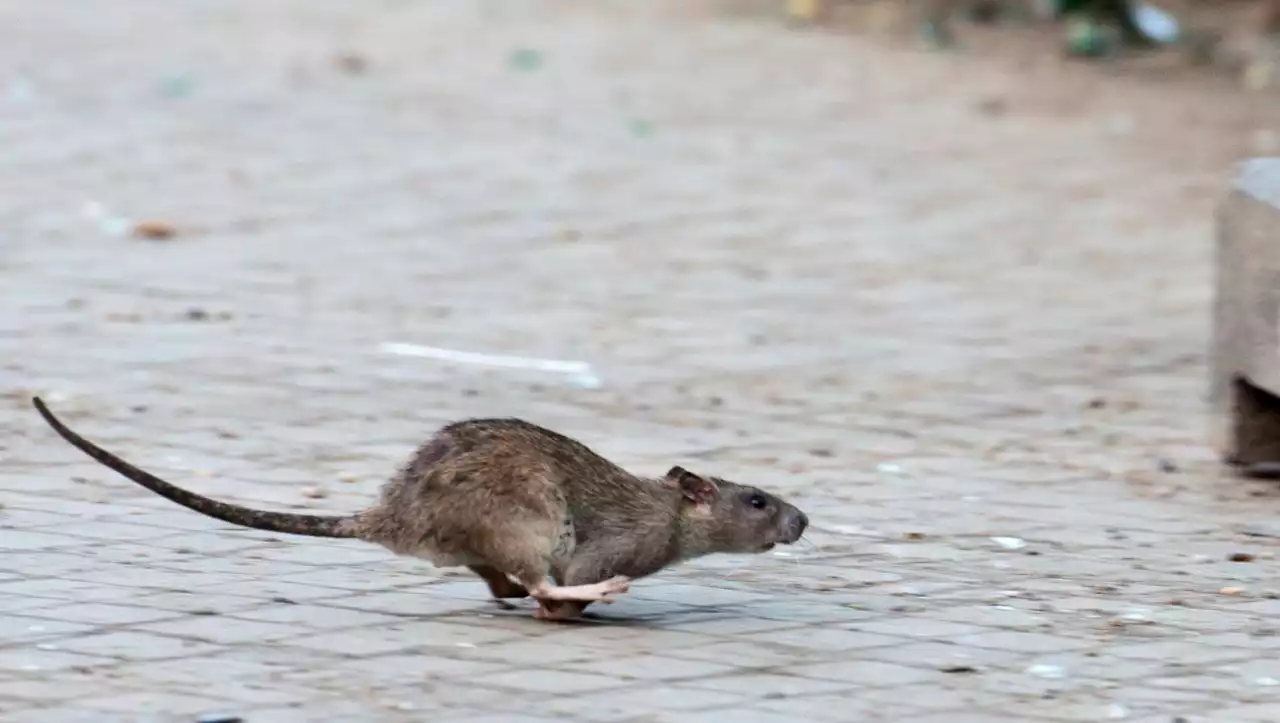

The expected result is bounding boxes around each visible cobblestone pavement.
[1,1,1278,721]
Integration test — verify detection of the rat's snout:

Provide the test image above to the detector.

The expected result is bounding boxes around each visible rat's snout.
[782,509,809,544]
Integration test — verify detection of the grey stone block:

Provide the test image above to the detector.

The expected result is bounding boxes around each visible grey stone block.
[1212,157,1280,470]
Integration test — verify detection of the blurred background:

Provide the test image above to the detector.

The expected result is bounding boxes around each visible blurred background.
[5,0,1273,486]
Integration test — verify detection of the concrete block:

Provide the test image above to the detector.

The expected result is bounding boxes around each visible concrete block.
[1212,158,1280,471]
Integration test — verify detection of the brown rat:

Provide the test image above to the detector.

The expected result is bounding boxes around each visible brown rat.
[32,396,808,621]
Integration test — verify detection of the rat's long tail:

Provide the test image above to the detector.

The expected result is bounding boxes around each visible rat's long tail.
[32,397,361,539]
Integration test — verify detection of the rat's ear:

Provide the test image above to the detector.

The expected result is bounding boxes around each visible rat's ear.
[665,466,718,506]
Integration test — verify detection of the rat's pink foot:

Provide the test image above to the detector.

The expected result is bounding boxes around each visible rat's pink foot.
[533,600,588,622]
[527,575,631,602]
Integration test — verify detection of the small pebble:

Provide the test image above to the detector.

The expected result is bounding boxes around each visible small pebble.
[991,536,1028,550]
[507,48,543,71]
[100,216,132,237]
[974,96,1006,116]
[628,118,655,137]
[196,715,244,723]
[918,18,955,49]
[939,663,979,673]
[785,0,819,21]
[1228,552,1256,563]
[335,52,368,74]
[185,308,211,322]
[968,0,1002,22]
[133,220,177,240]
[1026,662,1066,679]
[1157,458,1179,473]
[301,486,328,499]
[1066,16,1117,58]
[159,74,194,99]
[1220,586,1245,596]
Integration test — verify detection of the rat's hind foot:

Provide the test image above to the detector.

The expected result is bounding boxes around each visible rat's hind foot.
[527,575,630,603]
[533,600,589,622]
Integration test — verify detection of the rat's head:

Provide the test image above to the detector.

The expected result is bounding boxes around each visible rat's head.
[665,465,808,555]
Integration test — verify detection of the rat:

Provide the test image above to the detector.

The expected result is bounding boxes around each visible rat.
[32,396,809,621]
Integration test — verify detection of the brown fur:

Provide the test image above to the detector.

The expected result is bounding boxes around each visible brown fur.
[33,397,809,620]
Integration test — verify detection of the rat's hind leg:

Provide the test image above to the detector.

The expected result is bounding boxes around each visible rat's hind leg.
[483,544,630,604]
[530,537,649,620]
[466,519,631,608]
[468,565,528,599]
[523,575,630,602]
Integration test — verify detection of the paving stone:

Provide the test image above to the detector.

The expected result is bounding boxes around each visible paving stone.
[0,648,116,673]
[482,668,631,695]
[19,602,184,627]
[228,602,406,630]
[538,685,748,720]
[137,615,311,645]
[560,653,738,681]
[657,708,816,723]
[51,630,223,661]
[683,672,856,696]
[78,691,239,715]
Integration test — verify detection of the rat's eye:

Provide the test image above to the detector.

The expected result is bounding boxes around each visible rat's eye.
[747,493,768,510]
